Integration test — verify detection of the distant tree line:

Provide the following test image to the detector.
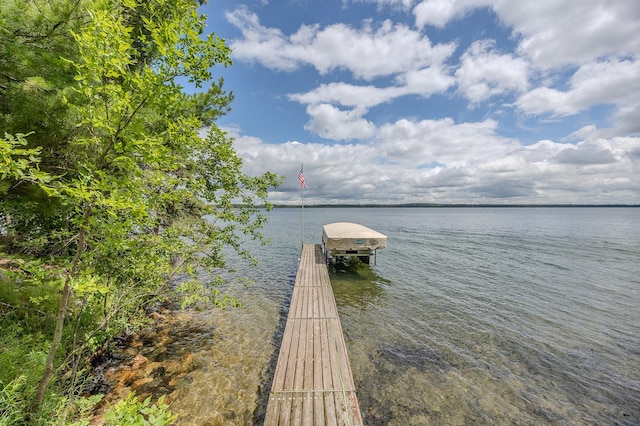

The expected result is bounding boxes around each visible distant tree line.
[271,204,639,208]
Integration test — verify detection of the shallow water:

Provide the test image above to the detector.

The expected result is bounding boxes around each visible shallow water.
[162,207,640,425]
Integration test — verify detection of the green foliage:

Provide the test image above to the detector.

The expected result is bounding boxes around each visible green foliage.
[104,393,175,426]
[1,0,282,418]
[1,133,44,181]
[0,0,83,139]
[0,272,56,337]
[58,394,104,426]
[1,0,281,307]
[0,0,86,245]
[0,328,48,424]
[0,376,28,425]
[0,329,48,386]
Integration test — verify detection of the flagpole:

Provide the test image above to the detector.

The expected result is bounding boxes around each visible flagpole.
[300,163,305,247]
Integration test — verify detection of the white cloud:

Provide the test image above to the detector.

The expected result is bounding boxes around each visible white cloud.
[226,7,456,80]
[515,87,573,116]
[414,0,482,28]
[227,2,639,141]
[494,0,640,69]
[224,7,297,71]
[377,117,520,166]
[516,59,640,120]
[289,82,404,109]
[396,64,456,97]
[349,0,416,10]
[611,104,640,136]
[552,140,617,165]
[288,64,454,113]
[230,120,640,204]
[286,66,455,142]
[413,0,640,68]
[569,59,640,110]
[304,104,377,140]
[456,40,529,103]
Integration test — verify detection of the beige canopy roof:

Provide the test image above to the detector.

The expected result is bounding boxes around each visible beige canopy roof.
[322,222,387,252]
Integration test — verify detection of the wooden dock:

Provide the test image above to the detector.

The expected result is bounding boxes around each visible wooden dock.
[265,244,363,426]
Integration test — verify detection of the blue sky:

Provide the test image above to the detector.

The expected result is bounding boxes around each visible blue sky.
[200,0,640,204]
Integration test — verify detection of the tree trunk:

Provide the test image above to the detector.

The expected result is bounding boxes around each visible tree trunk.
[34,279,72,408]
[33,207,91,410]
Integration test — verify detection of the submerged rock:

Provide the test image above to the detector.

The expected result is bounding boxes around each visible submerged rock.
[375,344,453,372]
[87,309,208,424]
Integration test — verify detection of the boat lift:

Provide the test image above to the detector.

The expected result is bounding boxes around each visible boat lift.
[321,222,387,265]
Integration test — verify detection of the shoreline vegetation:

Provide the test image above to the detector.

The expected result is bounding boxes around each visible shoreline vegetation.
[269,203,640,208]
[1,0,280,424]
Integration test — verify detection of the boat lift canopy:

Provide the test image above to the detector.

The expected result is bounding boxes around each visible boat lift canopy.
[322,222,387,264]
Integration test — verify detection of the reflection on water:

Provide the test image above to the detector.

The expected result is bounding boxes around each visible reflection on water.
[330,259,390,308]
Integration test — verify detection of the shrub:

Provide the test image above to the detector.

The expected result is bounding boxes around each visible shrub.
[104,393,175,426]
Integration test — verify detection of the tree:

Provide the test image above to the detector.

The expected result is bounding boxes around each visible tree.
[1,0,89,256]
[1,0,281,414]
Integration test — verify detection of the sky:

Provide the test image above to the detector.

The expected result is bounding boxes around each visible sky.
[200,0,640,205]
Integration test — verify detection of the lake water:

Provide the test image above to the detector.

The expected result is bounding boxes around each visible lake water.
[165,207,640,425]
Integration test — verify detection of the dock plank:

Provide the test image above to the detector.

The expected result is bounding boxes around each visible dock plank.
[265,244,363,426]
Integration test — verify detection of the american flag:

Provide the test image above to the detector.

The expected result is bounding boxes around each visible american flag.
[298,165,305,188]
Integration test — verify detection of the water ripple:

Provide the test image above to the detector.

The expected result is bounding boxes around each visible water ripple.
[165,207,640,425]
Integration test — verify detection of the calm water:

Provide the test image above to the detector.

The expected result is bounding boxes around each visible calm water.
[165,208,640,425]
